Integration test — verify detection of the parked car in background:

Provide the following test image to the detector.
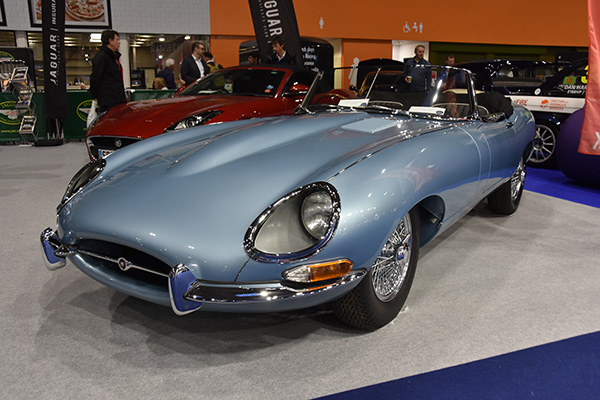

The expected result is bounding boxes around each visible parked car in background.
[508,58,587,167]
[42,65,535,330]
[85,65,324,160]
[457,59,557,95]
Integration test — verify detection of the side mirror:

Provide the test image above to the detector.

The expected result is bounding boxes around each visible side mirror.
[284,83,309,96]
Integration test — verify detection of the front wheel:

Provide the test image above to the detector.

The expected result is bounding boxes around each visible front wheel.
[488,157,526,215]
[333,207,420,330]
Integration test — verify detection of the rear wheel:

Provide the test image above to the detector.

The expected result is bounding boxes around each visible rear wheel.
[529,121,558,168]
[333,208,420,330]
[488,157,526,215]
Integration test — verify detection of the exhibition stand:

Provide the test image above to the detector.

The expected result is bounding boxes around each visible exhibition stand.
[0,89,176,143]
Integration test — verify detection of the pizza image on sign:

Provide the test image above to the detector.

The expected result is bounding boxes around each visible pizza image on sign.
[66,0,105,20]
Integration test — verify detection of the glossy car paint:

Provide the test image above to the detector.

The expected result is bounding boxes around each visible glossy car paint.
[85,66,312,159]
[53,104,535,312]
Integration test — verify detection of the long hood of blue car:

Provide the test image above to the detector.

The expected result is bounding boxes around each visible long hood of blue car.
[60,112,445,281]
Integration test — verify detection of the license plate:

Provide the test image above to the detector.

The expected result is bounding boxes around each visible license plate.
[99,149,114,158]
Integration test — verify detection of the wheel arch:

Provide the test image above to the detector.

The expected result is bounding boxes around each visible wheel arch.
[414,195,445,247]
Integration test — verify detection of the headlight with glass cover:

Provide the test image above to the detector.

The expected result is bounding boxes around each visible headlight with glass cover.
[244,182,341,262]
[58,158,105,211]
[165,110,223,132]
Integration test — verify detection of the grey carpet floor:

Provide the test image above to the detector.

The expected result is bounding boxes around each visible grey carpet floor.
[1,142,599,399]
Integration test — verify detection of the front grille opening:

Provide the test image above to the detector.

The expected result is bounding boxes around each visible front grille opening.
[79,239,171,288]
[88,137,141,159]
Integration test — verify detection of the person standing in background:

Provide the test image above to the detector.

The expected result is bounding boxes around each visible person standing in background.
[203,51,223,72]
[247,51,260,65]
[403,44,432,92]
[158,58,177,89]
[180,41,209,86]
[269,36,294,65]
[89,29,126,113]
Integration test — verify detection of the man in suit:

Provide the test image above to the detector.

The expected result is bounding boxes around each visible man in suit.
[269,36,294,65]
[180,41,210,86]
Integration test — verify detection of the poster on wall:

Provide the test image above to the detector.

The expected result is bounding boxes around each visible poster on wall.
[28,0,112,29]
[0,1,6,26]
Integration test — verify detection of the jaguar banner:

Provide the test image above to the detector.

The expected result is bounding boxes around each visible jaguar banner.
[580,0,600,155]
[42,0,68,120]
[247,0,303,65]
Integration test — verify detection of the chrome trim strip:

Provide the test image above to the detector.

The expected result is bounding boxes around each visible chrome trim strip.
[76,249,170,278]
[183,270,366,305]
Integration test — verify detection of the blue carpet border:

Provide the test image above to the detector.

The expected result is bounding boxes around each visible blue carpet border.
[524,167,600,208]
[316,331,600,400]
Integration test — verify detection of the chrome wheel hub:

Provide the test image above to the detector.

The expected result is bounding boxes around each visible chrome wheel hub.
[371,214,412,302]
[531,125,556,163]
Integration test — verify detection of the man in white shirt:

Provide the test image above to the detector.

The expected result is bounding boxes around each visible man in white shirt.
[181,41,210,86]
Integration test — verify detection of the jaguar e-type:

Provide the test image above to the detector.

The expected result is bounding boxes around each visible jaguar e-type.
[42,66,535,330]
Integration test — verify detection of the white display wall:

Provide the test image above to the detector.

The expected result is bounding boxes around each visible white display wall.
[1,0,211,35]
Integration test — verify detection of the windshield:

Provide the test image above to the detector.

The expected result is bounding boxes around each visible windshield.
[178,68,287,97]
[301,65,480,120]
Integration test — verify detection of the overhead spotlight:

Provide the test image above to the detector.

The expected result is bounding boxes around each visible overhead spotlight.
[158,55,163,59]
[184,35,191,40]
[89,33,102,43]
[159,37,165,42]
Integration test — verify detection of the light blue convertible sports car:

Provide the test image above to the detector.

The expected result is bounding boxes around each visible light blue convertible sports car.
[42,66,535,330]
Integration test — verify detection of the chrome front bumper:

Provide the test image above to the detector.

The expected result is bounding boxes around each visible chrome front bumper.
[41,227,365,315]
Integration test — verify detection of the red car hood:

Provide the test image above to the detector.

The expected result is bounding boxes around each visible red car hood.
[87,94,288,139]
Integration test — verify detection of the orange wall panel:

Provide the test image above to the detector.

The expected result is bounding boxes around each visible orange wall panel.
[210,0,588,47]
[209,35,255,68]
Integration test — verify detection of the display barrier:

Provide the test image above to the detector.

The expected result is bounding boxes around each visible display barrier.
[0,92,46,142]
[0,90,177,142]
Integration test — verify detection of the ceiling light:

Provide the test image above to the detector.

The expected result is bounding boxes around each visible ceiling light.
[184,35,191,40]
[89,33,101,43]
[159,37,165,42]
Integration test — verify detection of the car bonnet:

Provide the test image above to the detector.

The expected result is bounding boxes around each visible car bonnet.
[88,95,277,138]
[60,112,440,282]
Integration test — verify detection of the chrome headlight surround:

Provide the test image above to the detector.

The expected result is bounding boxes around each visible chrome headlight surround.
[57,158,105,212]
[165,110,223,132]
[244,182,341,263]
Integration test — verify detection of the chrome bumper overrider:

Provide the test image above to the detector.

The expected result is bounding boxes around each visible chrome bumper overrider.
[41,228,366,316]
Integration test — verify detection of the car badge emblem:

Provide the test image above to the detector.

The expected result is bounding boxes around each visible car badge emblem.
[114,138,122,148]
[117,257,131,271]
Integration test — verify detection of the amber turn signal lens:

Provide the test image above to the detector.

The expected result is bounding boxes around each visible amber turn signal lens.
[283,259,353,283]
[310,259,353,282]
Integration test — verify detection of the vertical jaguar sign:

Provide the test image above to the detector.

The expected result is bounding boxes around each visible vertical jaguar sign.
[42,0,68,120]
[247,0,303,65]
[580,0,600,155]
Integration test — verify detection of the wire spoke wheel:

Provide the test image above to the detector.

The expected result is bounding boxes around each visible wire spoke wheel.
[333,208,420,330]
[510,158,526,201]
[371,214,412,302]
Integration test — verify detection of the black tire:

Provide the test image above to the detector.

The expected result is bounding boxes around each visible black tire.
[333,207,420,330]
[488,157,526,215]
[529,121,558,168]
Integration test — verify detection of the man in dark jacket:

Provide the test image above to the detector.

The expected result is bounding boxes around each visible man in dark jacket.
[89,30,127,113]
[180,41,210,86]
